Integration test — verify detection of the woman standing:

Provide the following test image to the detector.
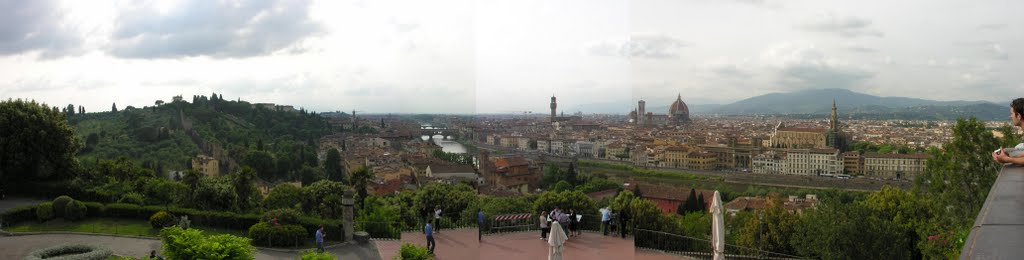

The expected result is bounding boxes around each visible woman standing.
[540,211,550,240]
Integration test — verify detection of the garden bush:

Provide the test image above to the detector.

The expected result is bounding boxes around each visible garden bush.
[300,249,338,260]
[150,211,174,229]
[65,200,88,221]
[160,227,254,259]
[395,243,433,260]
[248,222,307,247]
[0,204,37,225]
[53,195,74,218]
[117,192,146,205]
[35,202,55,222]
[262,208,302,225]
[24,244,112,260]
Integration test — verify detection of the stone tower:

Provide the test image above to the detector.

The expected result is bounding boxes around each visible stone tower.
[550,95,557,122]
[637,99,646,125]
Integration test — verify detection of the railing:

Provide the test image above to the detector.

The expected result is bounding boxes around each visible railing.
[634,229,801,260]
[960,166,1024,259]
[355,221,403,240]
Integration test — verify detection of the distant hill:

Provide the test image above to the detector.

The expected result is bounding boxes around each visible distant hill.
[706,88,1006,120]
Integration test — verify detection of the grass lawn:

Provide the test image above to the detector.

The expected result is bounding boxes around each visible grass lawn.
[6,218,247,238]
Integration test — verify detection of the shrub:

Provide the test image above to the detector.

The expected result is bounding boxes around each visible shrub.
[0,204,38,225]
[82,201,105,217]
[160,227,254,260]
[117,192,146,205]
[248,222,307,247]
[395,243,434,260]
[150,211,174,229]
[300,249,338,260]
[35,202,55,222]
[24,244,112,260]
[263,183,303,210]
[53,195,74,218]
[65,200,87,221]
[262,208,302,225]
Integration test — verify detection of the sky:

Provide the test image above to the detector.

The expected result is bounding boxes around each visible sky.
[0,0,1021,114]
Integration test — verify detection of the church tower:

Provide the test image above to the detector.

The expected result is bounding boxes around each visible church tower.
[550,95,557,123]
[830,99,839,131]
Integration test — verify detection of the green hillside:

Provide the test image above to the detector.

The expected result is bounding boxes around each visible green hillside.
[70,94,333,180]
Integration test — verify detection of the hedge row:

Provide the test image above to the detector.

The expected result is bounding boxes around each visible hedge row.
[3,201,348,242]
[248,222,307,247]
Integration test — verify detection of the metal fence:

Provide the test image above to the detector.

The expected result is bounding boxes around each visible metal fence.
[634,229,802,260]
[355,221,403,240]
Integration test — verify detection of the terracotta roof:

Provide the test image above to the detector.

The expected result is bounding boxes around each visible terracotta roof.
[724,197,767,211]
[428,164,476,174]
[495,157,530,167]
[586,188,619,200]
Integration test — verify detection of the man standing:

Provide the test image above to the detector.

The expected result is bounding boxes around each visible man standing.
[600,207,610,236]
[424,222,436,255]
[477,209,485,241]
[994,98,1024,165]
[315,225,326,253]
[434,207,442,233]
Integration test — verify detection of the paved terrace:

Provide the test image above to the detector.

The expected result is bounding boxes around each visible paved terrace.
[375,228,691,260]
[961,165,1024,260]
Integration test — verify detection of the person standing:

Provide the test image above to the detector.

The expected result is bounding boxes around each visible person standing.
[540,211,550,240]
[600,207,611,236]
[619,210,629,238]
[557,209,570,237]
[568,209,578,237]
[315,225,326,253]
[424,222,436,255]
[434,207,442,233]
[477,209,485,241]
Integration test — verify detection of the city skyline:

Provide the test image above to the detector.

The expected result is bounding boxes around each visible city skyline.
[1,0,1021,114]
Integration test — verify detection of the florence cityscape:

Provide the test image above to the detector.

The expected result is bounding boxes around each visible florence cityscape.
[1,0,1023,259]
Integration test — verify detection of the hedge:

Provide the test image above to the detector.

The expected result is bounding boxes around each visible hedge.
[35,202,55,222]
[3,202,348,242]
[24,244,112,260]
[0,204,38,225]
[65,200,87,221]
[53,196,74,218]
[248,222,307,247]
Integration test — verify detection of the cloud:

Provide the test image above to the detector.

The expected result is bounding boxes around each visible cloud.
[844,42,877,53]
[985,43,1009,60]
[108,0,324,59]
[797,13,883,38]
[702,59,755,79]
[585,33,688,59]
[977,23,1006,31]
[762,43,873,89]
[0,0,83,58]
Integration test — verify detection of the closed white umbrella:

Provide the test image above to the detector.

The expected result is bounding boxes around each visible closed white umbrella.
[548,221,568,260]
[712,190,725,260]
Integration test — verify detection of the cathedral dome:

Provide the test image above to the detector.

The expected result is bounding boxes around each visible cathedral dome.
[669,94,689,119]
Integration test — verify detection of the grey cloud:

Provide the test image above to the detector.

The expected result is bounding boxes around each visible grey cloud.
[0,0,82,58]
[844,43,877,53]
[985,43,1009,60]
[977,23,1006,31]
[706,63,754,79]
[765,45,873,89]
[797,13,883,38]
[109,0,323,59]
[585,33,688,59]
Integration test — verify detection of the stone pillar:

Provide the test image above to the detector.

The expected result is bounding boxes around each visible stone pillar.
[342,189,355,242]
